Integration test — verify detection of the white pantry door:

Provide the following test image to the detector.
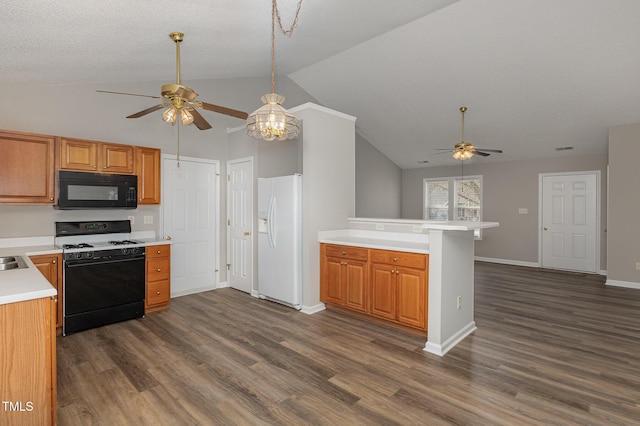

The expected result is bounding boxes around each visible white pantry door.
[227,157,253,294]
[162,156,220,296]
[541,172,598,273]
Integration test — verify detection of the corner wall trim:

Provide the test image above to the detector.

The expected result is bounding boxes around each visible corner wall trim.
[301,303,326,315]
[424,321,477,357]
[605,279,640,290]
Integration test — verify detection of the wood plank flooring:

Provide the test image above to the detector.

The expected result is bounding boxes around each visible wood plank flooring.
[56,262,640,425]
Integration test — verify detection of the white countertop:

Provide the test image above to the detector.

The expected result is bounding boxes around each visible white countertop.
[0,245,59,306]
[0,235,170,306]
[348,217,500,231]
[318,229,429,254]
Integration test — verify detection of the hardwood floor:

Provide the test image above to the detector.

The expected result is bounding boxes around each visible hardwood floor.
[56,262,640,425]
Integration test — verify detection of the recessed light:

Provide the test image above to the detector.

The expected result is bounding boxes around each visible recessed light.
[555,146,574,152]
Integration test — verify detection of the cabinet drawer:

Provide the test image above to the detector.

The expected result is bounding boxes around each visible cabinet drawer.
[147,244,170,259]
[370,249,427,269]
[324,244,369,261]
[147,258,170,281]
[147,280,170,306]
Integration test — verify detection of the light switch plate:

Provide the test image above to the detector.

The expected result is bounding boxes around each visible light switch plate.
[518,208,528,214]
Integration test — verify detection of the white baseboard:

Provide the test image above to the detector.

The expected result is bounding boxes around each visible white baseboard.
[605,279,640,289]
[474,256,539,268]
[301,303,326,315]
[251,290,260,298]
[217,281,228,289]
[424,321,477,357]
[171,284,217,298]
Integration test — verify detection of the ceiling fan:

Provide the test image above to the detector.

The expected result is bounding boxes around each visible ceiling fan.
[435,107,503,160]
[97,32,248,130]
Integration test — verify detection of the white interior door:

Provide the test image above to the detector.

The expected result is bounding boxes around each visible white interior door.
[162,156,219,296]
[541,172,598,273]
[227,157,253,294]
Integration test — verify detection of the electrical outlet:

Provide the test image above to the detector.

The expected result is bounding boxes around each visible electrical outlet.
[128,216,134,225]
[456,296,462,310]
[144,215,153,225]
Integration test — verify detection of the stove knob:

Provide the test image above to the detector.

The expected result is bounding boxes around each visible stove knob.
[75,252,83,260]
[130,247,139,255]
[85,251,94,259]
[122,248,130,255]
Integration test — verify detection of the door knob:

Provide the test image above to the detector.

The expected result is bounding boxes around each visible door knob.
[165,236,172,240]
[543,227,548,231]
[244,231,251,236]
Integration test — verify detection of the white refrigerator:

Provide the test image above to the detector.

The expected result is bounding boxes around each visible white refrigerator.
[257,174,302,309]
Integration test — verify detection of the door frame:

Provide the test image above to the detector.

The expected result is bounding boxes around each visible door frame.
[226,156,255,294]
[160,154,221,292]
[538,170,600,273]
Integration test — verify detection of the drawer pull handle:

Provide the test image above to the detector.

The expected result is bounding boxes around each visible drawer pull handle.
[156,291,161,295]
[157,268,161,272]
[396,270,400,275]
[393,257,397,262]
[157,250,161,254]
[52,260,56,264]
[341,251,346,255]
[391,269,395,273]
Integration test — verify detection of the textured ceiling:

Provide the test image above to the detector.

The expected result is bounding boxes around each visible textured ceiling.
[2,0,640,168]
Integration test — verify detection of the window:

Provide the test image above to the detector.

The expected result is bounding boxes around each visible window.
[424,175,483,237]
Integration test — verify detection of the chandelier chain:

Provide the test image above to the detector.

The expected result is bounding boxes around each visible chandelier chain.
[274,0,304,37]
[270,0,303,93]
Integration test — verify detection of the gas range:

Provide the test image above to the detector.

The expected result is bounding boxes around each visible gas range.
[55,220,147,259]
[56,220,147,335]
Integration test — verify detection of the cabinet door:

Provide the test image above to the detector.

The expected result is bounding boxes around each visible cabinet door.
[29,254,63,334]
[59,138,98,171]
[0,130,55,204]
[397,267,426,329]
[102,143,134,174]
[370,264,396,320]
[322,257,344,305]
[344,260,367,312]
[135,146,161,204]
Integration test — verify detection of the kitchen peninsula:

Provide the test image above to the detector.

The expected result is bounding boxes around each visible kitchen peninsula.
[319,217,499,356]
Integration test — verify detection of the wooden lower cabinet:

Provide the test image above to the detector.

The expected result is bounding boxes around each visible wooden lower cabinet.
[321,243,428,332]
[0,297,57,425]
[145,244,171,313]
[29,254,63,335]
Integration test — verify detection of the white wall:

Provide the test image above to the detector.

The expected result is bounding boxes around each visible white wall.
[292,104,356,311]
[355,133,402,218]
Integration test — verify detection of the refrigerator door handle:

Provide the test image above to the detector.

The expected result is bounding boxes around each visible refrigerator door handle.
[268,196,277,248]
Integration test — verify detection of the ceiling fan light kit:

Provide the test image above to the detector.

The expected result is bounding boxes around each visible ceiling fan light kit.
[247,0,303,142]
[441,106,503,161]
[97,31,248,131]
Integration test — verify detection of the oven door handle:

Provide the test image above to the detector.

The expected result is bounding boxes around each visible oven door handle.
[65,257,144,268]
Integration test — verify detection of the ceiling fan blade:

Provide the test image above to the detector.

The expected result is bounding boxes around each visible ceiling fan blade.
[200,101,249,120]
[473,150,491,157]
[474,148,503,153]
[189,108,213,130]
[173,86,199,102]
[97,90,162,99]
[126,104,167,118]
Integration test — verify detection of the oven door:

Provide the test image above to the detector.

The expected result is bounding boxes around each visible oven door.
[63,255,145,334]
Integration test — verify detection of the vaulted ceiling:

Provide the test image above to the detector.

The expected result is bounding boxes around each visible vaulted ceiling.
[2,0,639,168]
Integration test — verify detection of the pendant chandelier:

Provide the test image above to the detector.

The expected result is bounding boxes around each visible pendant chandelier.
[246,0,303,141]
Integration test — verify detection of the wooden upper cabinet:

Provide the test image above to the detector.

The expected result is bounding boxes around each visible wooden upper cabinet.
[0,130,55,204]
[58,137,134,174]
[135,146,161,204]
[101,143,134,174]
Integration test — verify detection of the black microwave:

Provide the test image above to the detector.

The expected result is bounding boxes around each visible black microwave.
[56,171,137,209]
